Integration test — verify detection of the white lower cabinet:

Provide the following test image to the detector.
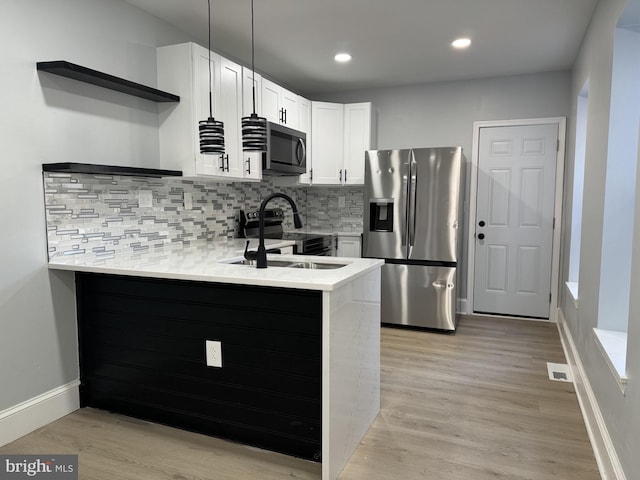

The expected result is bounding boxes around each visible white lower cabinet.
[336,236,362,258]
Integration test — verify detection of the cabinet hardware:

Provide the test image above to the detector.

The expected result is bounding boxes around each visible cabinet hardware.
[246,158,251,175]
[219,154,225,171]
[224,154,230,172]
[339,169,342,182]
[345,169,347,183]
[310,168,313,182]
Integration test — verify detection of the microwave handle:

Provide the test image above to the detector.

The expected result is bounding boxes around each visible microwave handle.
[296,138,306,166]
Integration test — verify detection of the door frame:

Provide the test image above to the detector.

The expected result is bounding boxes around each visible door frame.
[466,117,566,322]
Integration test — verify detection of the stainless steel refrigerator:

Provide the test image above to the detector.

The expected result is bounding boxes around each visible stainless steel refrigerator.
[363,147,464,331]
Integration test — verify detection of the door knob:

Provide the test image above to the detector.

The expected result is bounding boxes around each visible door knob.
[479,220,486,227]
[478,233,485,240]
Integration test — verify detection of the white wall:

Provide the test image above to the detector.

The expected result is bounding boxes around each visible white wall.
[317,72,571,300]
[598,27,640,332]
[0,0,193,414]
[560,0,639,477]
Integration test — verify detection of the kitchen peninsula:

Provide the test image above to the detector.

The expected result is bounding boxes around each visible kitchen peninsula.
[49,239,382,480]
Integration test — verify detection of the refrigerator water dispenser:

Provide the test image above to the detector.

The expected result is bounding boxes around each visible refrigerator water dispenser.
[369,199,394,232]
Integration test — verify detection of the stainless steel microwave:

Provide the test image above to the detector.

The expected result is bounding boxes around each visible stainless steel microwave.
[262,122,307,175]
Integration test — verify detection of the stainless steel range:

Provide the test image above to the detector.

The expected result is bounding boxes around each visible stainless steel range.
[239,208,333,256]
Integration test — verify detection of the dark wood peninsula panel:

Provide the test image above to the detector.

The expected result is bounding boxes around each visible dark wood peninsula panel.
[76,272,322,461]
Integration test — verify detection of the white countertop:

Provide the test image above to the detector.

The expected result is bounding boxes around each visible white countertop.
[48,238,383,292]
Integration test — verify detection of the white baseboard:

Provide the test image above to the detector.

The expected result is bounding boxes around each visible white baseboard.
[556,310,627,480]
[457,298,467,314]
[0,380,80,447]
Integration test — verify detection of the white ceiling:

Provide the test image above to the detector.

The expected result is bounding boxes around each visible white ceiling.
[124,0,599,97]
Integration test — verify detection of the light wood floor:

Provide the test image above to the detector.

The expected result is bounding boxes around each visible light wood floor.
[1,316,600,479]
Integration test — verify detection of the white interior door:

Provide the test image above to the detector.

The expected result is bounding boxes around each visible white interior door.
[473,124,558,318]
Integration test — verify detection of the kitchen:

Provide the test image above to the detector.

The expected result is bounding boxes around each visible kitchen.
[1,0,638,479]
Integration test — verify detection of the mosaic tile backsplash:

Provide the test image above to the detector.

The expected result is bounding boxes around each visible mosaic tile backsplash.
[44,171,364,260]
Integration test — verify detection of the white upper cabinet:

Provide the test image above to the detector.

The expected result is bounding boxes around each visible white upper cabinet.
[219,57,244,178]
[310,101,375,185]
[157,42,373,184]
[343,103,374,185]
[311,102,344,185]
[241,67,263,181]
[242,68,261,117]
[281,88,300,129]
[157,42,250,180]
[261,77,300,129]
[298,96,312,184]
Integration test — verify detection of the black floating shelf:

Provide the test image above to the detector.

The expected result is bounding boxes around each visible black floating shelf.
[37,61,180,103]
[43,163,182,178]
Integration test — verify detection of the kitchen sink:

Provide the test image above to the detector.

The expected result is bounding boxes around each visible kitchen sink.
[227,258,347,269]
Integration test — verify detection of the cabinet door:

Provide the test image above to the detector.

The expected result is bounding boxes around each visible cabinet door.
[298,96,312,184]
[281,88,299,129]
[261,77,281,124]
[337,237,361,258]
[241,68,262,180]
[242,68,261,117]
[343,103,372,185]
[219,57,244,178]
[311,102,344,185]
[193,45,225,176]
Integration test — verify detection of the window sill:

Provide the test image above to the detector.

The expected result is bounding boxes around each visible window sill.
[593,328,628,393]
[566,281,579,309]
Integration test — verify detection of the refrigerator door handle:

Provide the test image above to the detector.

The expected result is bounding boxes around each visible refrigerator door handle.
[400,159,410,250]
[408,159,417,250]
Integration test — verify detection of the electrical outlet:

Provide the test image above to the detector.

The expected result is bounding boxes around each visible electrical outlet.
[138,190,153,208]
[338,196,346,208]
[205,340,222,368]
[184,192,193,210]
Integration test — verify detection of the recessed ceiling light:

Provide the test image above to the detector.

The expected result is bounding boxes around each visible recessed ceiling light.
[452,38,471,49]
[334,52,352,63]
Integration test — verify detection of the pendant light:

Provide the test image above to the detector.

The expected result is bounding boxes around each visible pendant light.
[199,0,225,155]
[241,0,267,152]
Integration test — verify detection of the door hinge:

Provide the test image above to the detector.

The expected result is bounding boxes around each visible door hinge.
[549,292,552,304]
[553,217,556,229]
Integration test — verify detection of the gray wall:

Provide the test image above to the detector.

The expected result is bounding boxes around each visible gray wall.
[0,0,194,412]
[559,0,638,477]
[315,71,571,159]
[317,72,571,300]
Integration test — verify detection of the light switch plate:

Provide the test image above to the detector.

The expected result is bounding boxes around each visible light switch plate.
[206,340,222,368]
[138,190,153,208]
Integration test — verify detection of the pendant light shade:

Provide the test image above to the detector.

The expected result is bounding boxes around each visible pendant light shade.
[242,113,267,151]
[199,0,225,155]
[241,0,267,152]
[199,117,225,154]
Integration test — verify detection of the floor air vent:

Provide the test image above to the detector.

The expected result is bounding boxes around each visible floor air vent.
[546,362,573,382]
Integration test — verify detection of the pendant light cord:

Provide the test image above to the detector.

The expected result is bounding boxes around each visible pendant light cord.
[208,0,213,119]
[251,0,257,115]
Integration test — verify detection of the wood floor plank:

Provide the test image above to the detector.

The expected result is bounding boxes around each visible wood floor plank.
[0,315,600,479]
